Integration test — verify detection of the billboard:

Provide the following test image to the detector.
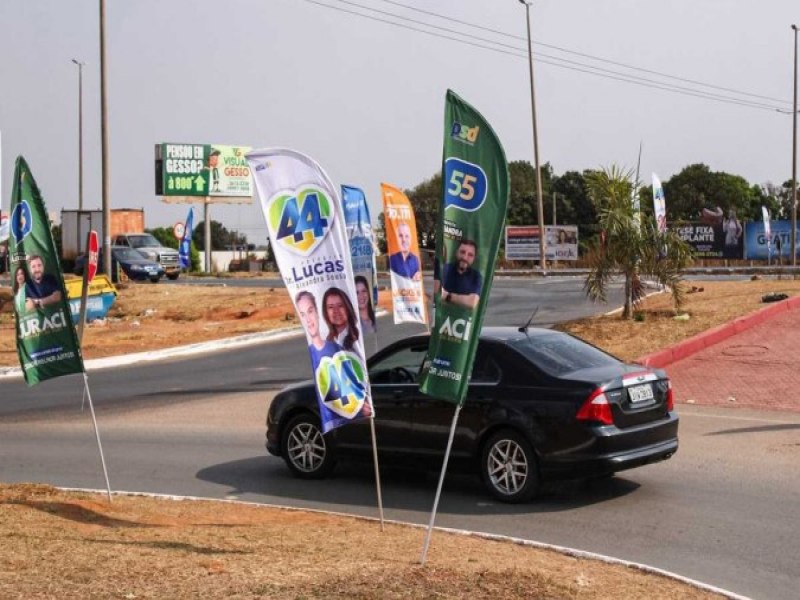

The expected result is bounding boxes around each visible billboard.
[744,220,800,260]
[505,225,578,261]
[155,143,252,202]
[673,212,745,259]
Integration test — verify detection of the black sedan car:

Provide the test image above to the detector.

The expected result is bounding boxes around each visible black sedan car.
[266,327,678,503]
[75,246,165,283]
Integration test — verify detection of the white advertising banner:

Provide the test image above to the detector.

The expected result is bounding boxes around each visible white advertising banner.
[246,148,372,433]
[652,173,667,233]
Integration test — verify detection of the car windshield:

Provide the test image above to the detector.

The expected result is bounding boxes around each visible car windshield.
[127,234,160,248]
[509,332,619,376]
[369,345,427,384]
[113,248,148,261]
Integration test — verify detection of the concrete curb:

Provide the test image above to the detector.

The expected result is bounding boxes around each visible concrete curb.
[636,295,800,368]
[61,486,750,600]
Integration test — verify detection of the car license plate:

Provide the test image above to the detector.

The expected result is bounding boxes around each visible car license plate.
[628,383,654,403]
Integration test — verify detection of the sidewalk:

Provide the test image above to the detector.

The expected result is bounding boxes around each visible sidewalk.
[639,298,800,413]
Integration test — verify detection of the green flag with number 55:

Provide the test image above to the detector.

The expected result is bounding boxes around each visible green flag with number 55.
[419,90,510,405]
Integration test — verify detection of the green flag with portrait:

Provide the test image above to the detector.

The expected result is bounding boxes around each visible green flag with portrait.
[419,90,509,404]
[8,156,84,385]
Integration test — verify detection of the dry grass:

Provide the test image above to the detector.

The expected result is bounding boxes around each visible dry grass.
[556,277,800,361]
[0,484,725,599]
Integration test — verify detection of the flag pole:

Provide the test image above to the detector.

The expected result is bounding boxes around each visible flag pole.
[82,372,112,503]
[420,403,462,565]
[368,416,385,531]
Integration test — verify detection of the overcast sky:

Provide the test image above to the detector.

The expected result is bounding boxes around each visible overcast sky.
[1,0,798,243]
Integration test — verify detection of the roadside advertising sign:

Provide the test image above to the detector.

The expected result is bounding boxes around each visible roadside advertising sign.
[381,182,427,325]
[9,156,84,385]
[0,214,9,242]
[341,185,379,333]
[652,173,667,233]
[179,207,194,269]
[419,90,510,405]
[155,143,253,201]
[504,225,578,261]
[744,219,800,260]
[246,148,373,433]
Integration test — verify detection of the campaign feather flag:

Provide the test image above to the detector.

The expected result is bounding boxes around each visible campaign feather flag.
[762,206,771,258]
[341,185,378,334]
[9,156,84,385]
[652,173,667,234]
[418,90,510,405]
[381,183,427,325]
[246,149,373,433]
[179,207,194,269]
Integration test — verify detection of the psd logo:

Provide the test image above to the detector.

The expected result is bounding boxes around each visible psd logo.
[451,121,480,145]
[268,185,333,256]
[316,352,368,419]
[10,201,33,243]
[443,158,487,212]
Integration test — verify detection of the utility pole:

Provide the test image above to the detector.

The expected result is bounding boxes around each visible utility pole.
[99,0,111,275]
[519,0,547,273]
[71,59,85,211]
[552,192,557,226]
[792,24,798,267]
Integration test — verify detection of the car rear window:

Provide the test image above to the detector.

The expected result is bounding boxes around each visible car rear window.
[508,333,619,376]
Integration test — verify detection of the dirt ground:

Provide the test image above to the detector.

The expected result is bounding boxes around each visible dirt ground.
[2,275,798,598]
[0,483,725,599]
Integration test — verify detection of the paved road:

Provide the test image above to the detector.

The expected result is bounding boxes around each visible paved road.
[0,277,623,415]
[1,395,797,599]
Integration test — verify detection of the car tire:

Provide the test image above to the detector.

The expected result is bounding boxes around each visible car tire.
[281,413,336,479]
[167,272,180,281]
[149,275,161,283]
[480,429,539,503]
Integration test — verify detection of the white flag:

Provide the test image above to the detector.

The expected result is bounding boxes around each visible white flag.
[246,148,373,433]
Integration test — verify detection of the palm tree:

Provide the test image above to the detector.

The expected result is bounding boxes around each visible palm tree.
[584,166,693,319]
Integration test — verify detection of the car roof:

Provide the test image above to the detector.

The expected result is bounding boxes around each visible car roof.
[402,326,562,345]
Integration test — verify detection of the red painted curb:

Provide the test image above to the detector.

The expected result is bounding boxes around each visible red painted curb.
[636,295,799,369]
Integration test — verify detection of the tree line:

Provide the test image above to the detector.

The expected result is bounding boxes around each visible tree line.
[377,161,796,253]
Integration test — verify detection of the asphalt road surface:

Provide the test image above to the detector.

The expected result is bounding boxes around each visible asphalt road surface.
[3,277,799,598]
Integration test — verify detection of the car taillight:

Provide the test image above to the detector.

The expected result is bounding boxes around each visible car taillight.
[666,379,674,412]
[577,388,614,426]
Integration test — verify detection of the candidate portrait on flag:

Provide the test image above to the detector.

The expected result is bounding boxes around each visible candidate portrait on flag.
[381,182,427,325]
[246,148,373,434]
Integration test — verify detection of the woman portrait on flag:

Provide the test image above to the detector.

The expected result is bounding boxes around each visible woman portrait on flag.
[354,275,376,334]
[13,265,30,314]
[323,286,360,352]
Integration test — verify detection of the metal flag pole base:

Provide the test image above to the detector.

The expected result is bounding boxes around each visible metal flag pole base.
[82,372,112,503]
[420,403,462,565]
[369,416,385,531]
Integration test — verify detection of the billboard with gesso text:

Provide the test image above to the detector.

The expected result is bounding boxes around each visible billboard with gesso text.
[155,143,252,198]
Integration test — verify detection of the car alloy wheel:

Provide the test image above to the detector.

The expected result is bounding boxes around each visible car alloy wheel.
[281,414,335,479]
[481,430,538,503]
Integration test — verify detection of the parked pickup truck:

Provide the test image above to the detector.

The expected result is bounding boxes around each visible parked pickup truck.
[110,233,181,280]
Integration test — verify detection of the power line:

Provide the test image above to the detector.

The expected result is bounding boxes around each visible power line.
[373,0,792,106]
[301,0,788,113]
